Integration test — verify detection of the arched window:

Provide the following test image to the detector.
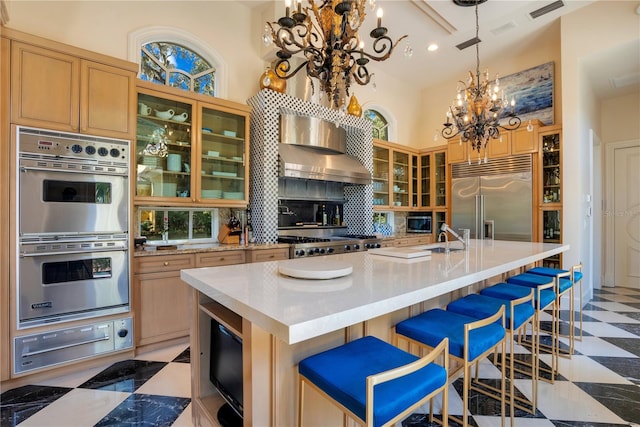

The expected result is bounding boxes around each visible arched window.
[364,109,389,141]
[140,42,216,96]
[128,27,227,98]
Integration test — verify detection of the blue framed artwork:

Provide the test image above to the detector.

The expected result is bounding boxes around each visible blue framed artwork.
[499,61,554,125]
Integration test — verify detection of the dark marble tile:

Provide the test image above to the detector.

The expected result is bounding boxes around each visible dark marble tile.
[78,359,167,393]
[573,382,640,424]
[588,355,640,384]
[402,413,451,426]
[0,385,72,426]
[557,310,600,323]
[172,347,190,364]
[589,295,616,302]
[582,303,607,311]
[600,337,640,359]
[623,312,640,322]
[609,323,640,336]
[452,378,545,419]
[94,393,190,427]
[552,420,634,427]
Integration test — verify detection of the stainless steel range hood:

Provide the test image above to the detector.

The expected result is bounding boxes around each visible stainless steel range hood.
[279,114,371,185]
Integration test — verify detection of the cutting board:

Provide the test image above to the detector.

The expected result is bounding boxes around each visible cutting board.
[368,247,432,259]
[278,259,353,280]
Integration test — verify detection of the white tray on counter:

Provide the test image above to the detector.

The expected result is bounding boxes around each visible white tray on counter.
[368,247,432,259]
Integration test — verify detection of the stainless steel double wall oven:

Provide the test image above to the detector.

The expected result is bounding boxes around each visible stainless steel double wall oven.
[15,127,132,374]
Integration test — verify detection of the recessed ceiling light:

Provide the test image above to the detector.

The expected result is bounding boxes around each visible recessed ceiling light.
[427,43,439,52]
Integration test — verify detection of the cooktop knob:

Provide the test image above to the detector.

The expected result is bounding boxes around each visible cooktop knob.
[344,245,351,251]
[307,249,315,256]
[117,328,129,338]
[319,248,326,254]
[354,244,360,250]
[71,144,83,154]
[326,248,334,254]
[97,147,109,157]
[85,145,96,155]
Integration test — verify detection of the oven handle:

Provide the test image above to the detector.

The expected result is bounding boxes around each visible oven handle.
[20,247,128,257]
[20,165,128,177]
[21,334,111,357]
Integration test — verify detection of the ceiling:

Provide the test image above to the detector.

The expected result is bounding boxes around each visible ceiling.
[249,0,640,100]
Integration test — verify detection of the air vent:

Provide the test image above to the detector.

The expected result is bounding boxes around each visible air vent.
[456,37,481,51]
[453,0,487,7]
[530,0,564,19]
[452,154,532,178]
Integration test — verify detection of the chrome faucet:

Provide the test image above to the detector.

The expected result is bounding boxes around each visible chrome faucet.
[440,223,468,251]
[438,231,450,253]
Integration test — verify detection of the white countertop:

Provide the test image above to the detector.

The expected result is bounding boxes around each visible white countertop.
[181,240,568,345]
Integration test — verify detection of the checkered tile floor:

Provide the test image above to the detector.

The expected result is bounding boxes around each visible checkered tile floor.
[2,286,640,426]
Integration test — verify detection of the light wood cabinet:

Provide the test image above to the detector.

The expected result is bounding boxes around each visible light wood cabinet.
[135,82,250,205]
[512,120,542,155]
[134,254,195,347]
[447,137,466,164]
[10,41,136,139]
[419,147,447,209]
[134,246,288,349]
[246,247,289,263]
[373,140,418,210]
[1,36,11,382]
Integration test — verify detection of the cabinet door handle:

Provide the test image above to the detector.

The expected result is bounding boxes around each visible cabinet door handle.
[164,261,169,266]
[269,255,275,258]
[219,257,225,261]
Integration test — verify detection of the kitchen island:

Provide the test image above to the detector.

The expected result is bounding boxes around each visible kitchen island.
[181,239,568,427]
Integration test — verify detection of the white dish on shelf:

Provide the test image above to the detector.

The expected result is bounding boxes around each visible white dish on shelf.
[207,151,219,157]
[201,190,223,198]
[212,171,236,177]
[223,130,236,137]
[223,191,244,199]
[232,156,242,161]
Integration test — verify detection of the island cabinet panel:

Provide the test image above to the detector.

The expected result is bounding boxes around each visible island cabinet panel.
[10,40,136,139]
[134,254,195,348]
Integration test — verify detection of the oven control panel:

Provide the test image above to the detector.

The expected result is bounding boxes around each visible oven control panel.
[18,127,129,164]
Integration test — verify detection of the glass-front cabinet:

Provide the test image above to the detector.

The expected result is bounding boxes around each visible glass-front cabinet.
[134,82,249,205]
[372,144,390,207]
[540,126,562,205]
[420,153,432,207]
[411,154,418,208]
[392,151,409,208]
[199,104,247,202]
[540,209,562,268]
[136,92,194,199]
[434,151,447,207]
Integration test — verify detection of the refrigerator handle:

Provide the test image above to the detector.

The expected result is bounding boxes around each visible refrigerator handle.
[479,195,486,239]
[475,195,480,240]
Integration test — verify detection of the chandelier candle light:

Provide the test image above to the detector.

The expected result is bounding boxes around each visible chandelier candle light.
[442,0,521,164]
[266,0,407,109]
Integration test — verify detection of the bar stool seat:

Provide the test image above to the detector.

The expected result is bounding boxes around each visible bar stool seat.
[395,307,506,427]
[481,282,555,312]
[298,335,449,427]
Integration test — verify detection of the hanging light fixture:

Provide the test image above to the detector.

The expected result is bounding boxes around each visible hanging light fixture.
[265,0,407,109]
[442,0,521,163]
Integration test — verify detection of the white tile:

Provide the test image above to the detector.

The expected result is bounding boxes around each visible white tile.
[580,321,639,338]
[34,364,106,388]
[474,414,555,427]
[135,342,189,362]
[134,362,191,398]
[17,388,129,427]
[514,379,628,424]
[569,336,638,357]
[171,402,194,426]
[587,301,640,312]
[553,355,634,384]
[582,309,640,324]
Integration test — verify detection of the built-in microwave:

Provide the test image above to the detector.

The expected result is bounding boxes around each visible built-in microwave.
[407,215,432,233]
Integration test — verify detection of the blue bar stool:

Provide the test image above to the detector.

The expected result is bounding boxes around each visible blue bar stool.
[506,272,565,365]
[528,263,584,342]
[298,335,449,427]
[480,281,557,384]
[446,292,536,422]
[395,307,506,427]
[513,269,575,358]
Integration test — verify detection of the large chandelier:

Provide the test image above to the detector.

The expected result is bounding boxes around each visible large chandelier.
[442,0,521,163]
[266,0,407,109]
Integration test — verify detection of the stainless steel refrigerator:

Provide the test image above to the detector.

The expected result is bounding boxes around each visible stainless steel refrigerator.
[451,154,533,241]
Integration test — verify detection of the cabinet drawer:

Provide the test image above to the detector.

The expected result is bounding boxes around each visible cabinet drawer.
[134,254,195,274]
[248,248,289,263]
[196,250,245,267]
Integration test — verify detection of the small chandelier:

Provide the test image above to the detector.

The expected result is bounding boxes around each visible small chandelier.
[266,0,407,109]
[442,0,521,163]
